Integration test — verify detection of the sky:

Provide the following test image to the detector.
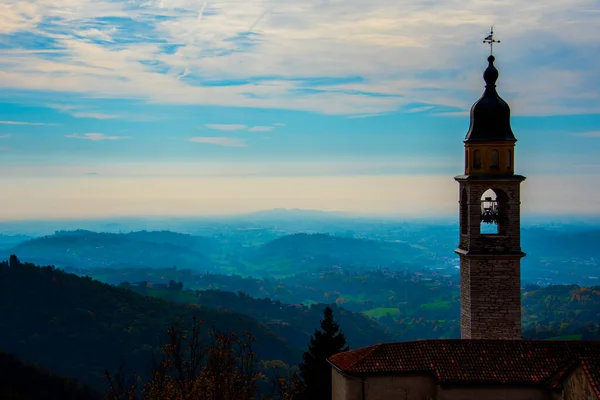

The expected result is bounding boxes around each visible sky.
[0,0,599,220]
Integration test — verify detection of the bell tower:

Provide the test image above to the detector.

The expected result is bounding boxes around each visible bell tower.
[455,49,526,340]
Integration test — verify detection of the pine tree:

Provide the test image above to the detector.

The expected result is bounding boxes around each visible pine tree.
[299,306,349,400]
[9,254,21,268]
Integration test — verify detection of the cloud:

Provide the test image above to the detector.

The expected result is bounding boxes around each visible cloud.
[0,120,56,126]
[407,105,435,113]
[64,133,129,141]
[70,112,118,120]
[188,137,246,147]
[573,131,600,138]
[274,123,286,126]
[205,124,248,131]
[248,126,274,132]
[346,113,388,119]
[205,124,278,132]
[0,146,9,151]
[0,134,11,139]
[46,104,119,119]
[0,0,599,115]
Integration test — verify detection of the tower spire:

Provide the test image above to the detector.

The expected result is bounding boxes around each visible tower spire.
[464,46,515,144]
[483,26,500,56]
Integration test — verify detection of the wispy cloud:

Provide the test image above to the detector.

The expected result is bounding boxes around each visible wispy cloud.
[346,113,388,119]
[274,123,286,126]
[70,112,118,120]
[205,124,278,132]
[248,126,274,132]
[47,104,119,120]
[408,105,435,113]
[434,111,470,117]
[0,120,56,126]
[188,137,246,147]
[0,146,9,151]
[205,124,248,131]
[573,131,600,138]
[65,133,129,141]
[0,134,11,139]
[0,0,598,115]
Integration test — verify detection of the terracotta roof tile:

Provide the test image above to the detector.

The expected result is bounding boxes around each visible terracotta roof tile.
[328,340,600,387]
[581,359,600,398]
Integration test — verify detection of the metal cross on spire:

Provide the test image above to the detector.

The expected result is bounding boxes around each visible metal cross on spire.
[483,26,500,55]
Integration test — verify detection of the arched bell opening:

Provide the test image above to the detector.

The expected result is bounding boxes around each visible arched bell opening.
[480,188,509,235]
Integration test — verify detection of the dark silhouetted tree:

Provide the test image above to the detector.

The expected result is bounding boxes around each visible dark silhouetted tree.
[105,317,303,400]
[9,254,20,268]
[299,306,349,400]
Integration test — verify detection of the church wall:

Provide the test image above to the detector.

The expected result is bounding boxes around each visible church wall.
[363,374,437,400]
[561,364,599,400]
[438,385,551,400]
[331,369,363,400]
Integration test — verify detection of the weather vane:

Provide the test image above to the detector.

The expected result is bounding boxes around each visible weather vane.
[483,27,500,56]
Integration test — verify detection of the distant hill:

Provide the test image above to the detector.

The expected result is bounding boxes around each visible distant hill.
[250,233,424,272]
[2,230,218,270]
[0,259,299,389]
[522,228,600,258]
[0,349,101,400]
[123,229,219,251]
[0,234,32,251]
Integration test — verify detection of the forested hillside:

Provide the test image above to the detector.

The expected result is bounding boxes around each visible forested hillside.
[122,286,394,350]
[0,349,102,400]
[0,259,300,389]
[83,266,600,342]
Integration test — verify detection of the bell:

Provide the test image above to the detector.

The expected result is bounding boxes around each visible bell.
[480,196,499,224]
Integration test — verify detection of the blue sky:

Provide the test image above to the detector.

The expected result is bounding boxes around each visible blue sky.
[0,0,599,219]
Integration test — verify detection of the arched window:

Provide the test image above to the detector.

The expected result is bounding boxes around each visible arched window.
[490,149,499,168]
[473,150,481,169]
[507,150,512,169]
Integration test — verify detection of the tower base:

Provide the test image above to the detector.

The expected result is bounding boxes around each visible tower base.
[457,251,524,340]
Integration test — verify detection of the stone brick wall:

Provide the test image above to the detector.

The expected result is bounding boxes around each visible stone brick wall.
[460,256,522,339]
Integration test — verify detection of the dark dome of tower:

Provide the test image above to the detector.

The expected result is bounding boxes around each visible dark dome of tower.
[464,56,516,142]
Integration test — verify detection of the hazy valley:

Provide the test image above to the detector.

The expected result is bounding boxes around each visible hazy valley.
[1,209,600,397]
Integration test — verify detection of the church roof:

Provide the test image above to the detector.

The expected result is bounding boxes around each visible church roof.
[328,339,600,388]
[464,55,517,143]
[582,359,600,398]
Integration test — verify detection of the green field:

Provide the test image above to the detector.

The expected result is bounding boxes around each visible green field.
[420,300,452,310]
